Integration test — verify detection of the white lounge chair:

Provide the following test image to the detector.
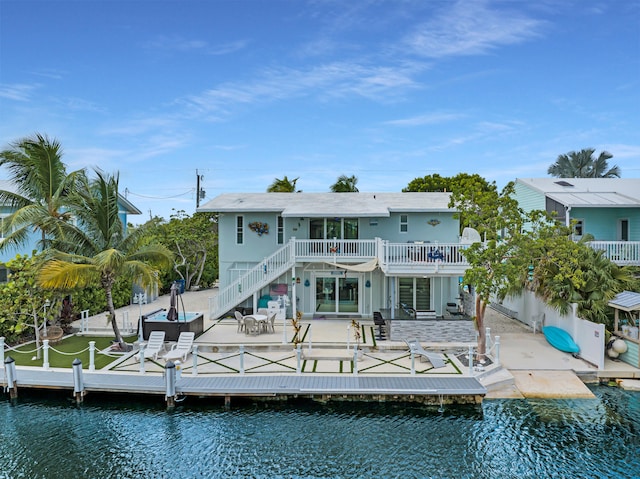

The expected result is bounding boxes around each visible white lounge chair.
[404,339,446,368]
[136,331,165,362]
[163,332,195,362]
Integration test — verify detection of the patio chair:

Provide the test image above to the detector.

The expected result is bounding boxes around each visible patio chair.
[136,331,165,362]
[234,311,245,333]
[244,316,260,336]
[373,311,387,340]
[265,312,276,333]
[163,332,195,362]
[404,339,446,368]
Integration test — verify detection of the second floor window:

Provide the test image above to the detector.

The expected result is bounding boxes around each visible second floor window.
[400,214,408,233]
[277,216,284,244]
[573,219,584,238]
[236,215,244,244]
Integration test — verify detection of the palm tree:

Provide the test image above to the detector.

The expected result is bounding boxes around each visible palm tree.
[37,170,173,347]
[547,148,620,178]
[267,176,300,192]
[0,133,86,252]
[330,174,359,192]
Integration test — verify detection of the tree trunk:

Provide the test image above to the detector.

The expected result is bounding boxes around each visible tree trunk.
[475,295,487,356]
[105,285,124,347]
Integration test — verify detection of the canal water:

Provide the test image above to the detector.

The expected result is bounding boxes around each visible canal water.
[1,386,638,479]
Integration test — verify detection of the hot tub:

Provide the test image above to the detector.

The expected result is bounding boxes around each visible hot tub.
[141,310,204,341]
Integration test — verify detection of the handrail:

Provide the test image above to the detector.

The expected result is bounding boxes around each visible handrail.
[587,241,640,265]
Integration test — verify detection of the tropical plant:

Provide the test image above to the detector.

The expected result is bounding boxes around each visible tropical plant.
[143,209,218,291]
[449,181,525,355]
[0,133,86,253]
[267,176,300,192]
[330,174,359,192]
[547,148,620,178]
[36,170,173,347]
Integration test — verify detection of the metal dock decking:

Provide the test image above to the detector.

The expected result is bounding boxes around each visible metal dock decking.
[2,367,486,404]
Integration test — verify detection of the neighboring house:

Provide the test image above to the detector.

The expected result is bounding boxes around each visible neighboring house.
[514,178,640,265]
[0,179,142,278]
[199,192,474,320]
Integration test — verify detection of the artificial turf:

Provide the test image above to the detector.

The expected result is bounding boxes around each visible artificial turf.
[6,334,136,369]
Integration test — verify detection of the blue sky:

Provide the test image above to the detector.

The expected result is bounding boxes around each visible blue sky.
[1,0,639,224]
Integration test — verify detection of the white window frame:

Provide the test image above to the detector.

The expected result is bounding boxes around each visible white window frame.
[277,216,284,244]
[236,215,244,244]
[400,214,408,233]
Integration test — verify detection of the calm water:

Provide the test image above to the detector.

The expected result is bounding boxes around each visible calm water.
[1,386,639,479]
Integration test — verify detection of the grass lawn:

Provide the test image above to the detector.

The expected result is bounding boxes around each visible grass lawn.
[7,334,137,370]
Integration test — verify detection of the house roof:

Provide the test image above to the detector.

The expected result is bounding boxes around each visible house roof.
[0,179,141,215]
[608,291,640,312]
[198,192,455,217]
[516,178,640,208]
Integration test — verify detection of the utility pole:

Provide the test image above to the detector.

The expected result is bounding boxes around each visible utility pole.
[196,169,205,208]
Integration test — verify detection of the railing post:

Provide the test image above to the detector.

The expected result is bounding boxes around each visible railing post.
[139,343,146,374]
[468,345,474,375]
[410,350,415,375]
[0,337,4,367]
[89,341,96,371]
[495,336,501,366]
[307,325,312,353]
[192,344,198,376]
[239,345,245,375]
[485,327,492,353]
[42,339,50,370]
[72,358,84,404]
[296,344,302,374]
[282,315,287,344]
[353,348,358,376]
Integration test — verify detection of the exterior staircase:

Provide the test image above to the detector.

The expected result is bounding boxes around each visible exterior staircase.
[209,242,295,319]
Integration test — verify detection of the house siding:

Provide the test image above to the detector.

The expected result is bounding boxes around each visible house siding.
[571,207,640,241]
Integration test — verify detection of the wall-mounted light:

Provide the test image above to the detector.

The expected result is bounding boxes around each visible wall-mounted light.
[304,279,310,287]
[365,280,371,288]
[369,218,378,226]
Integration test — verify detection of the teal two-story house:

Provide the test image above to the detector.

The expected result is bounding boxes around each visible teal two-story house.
[199,192,474,321]
[514,178,640,266]
[0,179,142,281]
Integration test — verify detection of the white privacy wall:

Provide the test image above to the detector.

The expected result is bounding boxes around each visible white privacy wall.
[499,291,605,370]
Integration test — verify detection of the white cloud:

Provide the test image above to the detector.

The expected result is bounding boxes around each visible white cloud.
[144,35,247,55]
[385,112,466,126]
[0,83,39,101]
[404,0,544,58]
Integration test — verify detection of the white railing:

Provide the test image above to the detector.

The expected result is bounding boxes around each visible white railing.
[382,242,469,266]
[588,241,640,265]
[294,239,377,260]
[210,241,295,319]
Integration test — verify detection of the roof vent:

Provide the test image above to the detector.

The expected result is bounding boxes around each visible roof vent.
[555,181,574,187]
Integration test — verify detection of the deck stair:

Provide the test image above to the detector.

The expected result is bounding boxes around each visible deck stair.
[210,242,295,319]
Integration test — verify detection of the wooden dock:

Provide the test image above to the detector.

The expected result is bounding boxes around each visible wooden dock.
[1,367,486,405]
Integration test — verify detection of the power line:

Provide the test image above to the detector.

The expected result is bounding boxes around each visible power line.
[125,188,195,200]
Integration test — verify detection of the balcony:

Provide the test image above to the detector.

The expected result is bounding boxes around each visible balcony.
[293,239,469,275]
[587,241,640,266]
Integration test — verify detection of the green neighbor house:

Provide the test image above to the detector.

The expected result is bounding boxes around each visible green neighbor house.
[199,192,476,321]
[514,178,640,266]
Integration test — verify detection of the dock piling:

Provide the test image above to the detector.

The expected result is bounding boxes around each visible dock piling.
[4,356,17,399]
[89,341,96,371]
[72,358,84,403]
[239,345,245,375]
[0,337,5,366]
[165,361,176,408]
[139,344,146,374]
[42,339,50,370]
[191,345,198,376]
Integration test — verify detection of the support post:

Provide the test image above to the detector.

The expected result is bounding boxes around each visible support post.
[191,344,198,376]
[282,315,287,344]
[468,345,474,375]
[410,350,415,376]
[308,325,312,353]
[89,341,96,371]
[72,358,84,404]
[4,356,17,399]
[353,348,358,376]
[296,344,302,374]
[495,336,501,366]
[42,339,50,370]
[165,361,176,408]
[485,327,491,354]
[139,343,146,374]
[0,337,4,367]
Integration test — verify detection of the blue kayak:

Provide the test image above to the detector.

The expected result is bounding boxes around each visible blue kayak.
[542,326,580,354]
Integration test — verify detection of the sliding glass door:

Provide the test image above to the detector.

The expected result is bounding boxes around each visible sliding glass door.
[315,275,360,315]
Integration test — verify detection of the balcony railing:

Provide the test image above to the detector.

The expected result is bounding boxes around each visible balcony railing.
[294,239,377,260]
[587,241,640,266]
